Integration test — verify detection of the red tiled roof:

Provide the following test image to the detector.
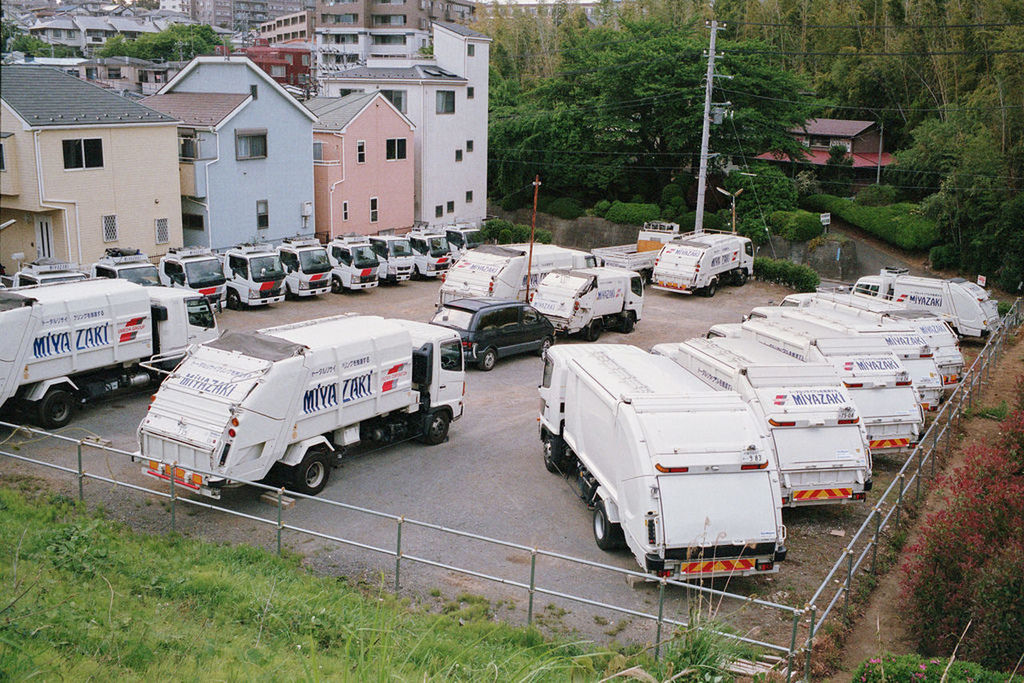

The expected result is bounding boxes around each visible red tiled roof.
[756,149,894,168]
[140,92,249,127]
[792,118,875,138]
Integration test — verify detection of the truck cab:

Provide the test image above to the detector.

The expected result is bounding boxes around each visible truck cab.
[408,229,452,279]
[277,237,331,298]
[221,244,286,310]
[652,231,753,297]
[8,258,89,288]
[159,247,227,309]
[327,236,380,293]
[445,224,483,260]
[147,286,219,353]
[90,248,161,286]
[368,235,415,284]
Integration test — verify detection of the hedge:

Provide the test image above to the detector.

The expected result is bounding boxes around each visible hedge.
[604,201,662,225]
[802,194,938,250]
[592,199,611,217]
[546,197,584,220]
[753,257,820,292]
[928,244,959,270]
[851,654,1007,683]
[768,210,824,242]
[480,218,552,245]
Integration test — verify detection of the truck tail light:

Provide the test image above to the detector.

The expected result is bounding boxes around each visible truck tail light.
[852,492,867,501]
[655,464,688,473]
[755,559,774,571]
[647,517,656,544]
[488,280,494,293]
[920,352,933,358]
[741,462,768,470]
[768,418,796,427]
[228,428,236,438]
[843,382,863,388]
[694,265,700,272]
[231,417,239,426]
[838,417,860,425]
[573,300,580,311]
[896,380,912,386]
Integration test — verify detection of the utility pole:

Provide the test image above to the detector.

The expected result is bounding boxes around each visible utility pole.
[694,16,726,234]
[526,175,541,301]
[876,118,884,185]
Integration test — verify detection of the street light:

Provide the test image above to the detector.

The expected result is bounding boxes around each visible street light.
[715,186,743,234]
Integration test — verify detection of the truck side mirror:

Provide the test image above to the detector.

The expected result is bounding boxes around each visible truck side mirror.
[151,305,168,322]
[411,343,432,386]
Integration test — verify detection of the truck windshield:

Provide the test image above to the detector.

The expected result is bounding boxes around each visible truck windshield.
[428,236,450,258]
[389,240,412,257]
[464,230,482,249]
[186,298,215,328]
[120,265,160,286]
[185,258,226,287]
[249,255,285,282]
[351,245,379,268]
[299,249,331,274]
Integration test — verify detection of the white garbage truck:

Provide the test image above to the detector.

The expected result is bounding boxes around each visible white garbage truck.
[159,247,227,309]
[326,236,380,293]
[781,291,965,388]
[651,231,754,297]
[1,279,218,428]
[277,237,332,298]
[539,344,786,579]
[852,267,1000,338]
[138,314,466,497]
[530,267,644,339]
[439,244,597,305]
[444,224,483,260]
[3,259,89,288]
[90,249,161,286]
[710,321,924,455]
[221,244,286,309]
[368,235,415,284]
[590,221,681,283]
[653,337,872,507]
[407,229,453,279]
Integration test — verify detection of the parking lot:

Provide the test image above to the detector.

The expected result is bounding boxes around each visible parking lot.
[1,275,901,648]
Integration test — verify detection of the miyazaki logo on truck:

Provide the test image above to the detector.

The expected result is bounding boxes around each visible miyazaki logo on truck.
[32,323,110,359]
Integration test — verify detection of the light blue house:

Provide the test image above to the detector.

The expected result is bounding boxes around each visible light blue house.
[143,56,317,250]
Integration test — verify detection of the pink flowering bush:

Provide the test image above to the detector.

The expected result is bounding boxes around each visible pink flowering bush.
[851,654,1006,682]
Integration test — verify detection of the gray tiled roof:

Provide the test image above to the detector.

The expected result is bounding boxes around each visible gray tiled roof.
[306,92,377,130]
[329,64,465,82]
[1,65,176,127]
[433,21,490,39]
[795,118,875,138]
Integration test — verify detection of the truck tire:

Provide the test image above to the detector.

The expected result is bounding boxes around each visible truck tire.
[421,410,450,445]
[331,276,344,294]
[542,433,568,473]
[619,312,636,334]
[584,319,603,342]
[226,289,243,310]
[478,347,498,371]
[641,269,653,284]
[593,500,626,551]
[702,278,718,298]
[37,388,76,429]
[537,336,554,357]
[291,448,330,496]
[733,269,748,286]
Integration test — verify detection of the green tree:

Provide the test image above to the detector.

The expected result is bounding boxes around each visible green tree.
[9,34,78,57]
[98,23,225,61]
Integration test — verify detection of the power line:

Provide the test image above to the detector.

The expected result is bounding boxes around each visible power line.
[729,47,1024,57]
[729,21,1024,30]
[716,86,1024,113]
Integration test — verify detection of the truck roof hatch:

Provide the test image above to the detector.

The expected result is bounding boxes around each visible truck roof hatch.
[207,330,306,361]
[0,291,35,311]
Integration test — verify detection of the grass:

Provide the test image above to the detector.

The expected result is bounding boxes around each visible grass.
[0,486,756,681]
[964,400,1009,420]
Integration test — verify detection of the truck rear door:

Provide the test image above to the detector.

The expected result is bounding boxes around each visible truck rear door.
[657,472,779,550]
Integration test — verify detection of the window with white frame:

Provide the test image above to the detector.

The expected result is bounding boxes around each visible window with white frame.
[436,90,455,114]
[155,218,169,244]
[386,138,406,160]
[370,197,379,222]
[356,140,366,163]
[179,130,197,160]
[63,138,103,169]
[102,215,118,242]
[342,201,349,220]
[467,43,474,57]
[236,130,267,160]
[257,199,269,229]
[313,141,324,161]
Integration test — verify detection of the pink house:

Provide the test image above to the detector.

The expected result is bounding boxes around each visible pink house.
[307,93,415,238]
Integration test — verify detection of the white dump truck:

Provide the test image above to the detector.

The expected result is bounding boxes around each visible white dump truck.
[748,306,944,411]
[710,321,924,455]
[852,267,1000,338]
[653,337,872,507]
[220,244,286,310]
[159,247,227,309]
[439,244,597,305]
[3,259,89,288]
[590,221,681,283]
[408,229,453,279]
[326,236,380,293]
[277,237,332,298]
[1,279,218,428]
[651,231,754,297]
[530,267,644,339]
[781,292,965,388]
[90,249,161,286]
[368,235,415,284]
[539,344,786,579]
[445,224,483,260]
[138,314,466,498]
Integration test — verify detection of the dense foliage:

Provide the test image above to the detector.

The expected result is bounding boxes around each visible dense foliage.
[752,257,820,292]
[97,24,225,62]
[479,218,552,245]
[768,210,825,242]
[802,194,939,251]
[851,653,1009,683]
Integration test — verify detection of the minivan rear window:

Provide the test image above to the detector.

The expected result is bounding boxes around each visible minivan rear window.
[432,307,474,329]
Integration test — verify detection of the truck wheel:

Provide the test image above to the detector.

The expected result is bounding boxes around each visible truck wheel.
[291,448,330,496]
[733,269,748,286]
[537,336,554,357]
[478,347,498,371]
[702,278,718,298]
[542,434,567,473]
[421,410,450,445]
[226,289,243,310]
[641,269,653,284]
[584,319,603,342]
[37,388,76,429]
[619,312,636,334]
[593,500,626,551]
[331,276,344,294]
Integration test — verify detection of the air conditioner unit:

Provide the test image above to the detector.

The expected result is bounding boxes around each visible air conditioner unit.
[301,200,313,217]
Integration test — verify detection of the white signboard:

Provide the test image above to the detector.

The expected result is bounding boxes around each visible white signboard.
[819,213,831,226]
[977,275,987,287]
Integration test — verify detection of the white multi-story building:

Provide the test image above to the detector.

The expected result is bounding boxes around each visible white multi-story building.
[319,21,488,228]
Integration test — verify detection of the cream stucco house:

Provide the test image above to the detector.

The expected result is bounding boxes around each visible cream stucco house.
[1,65,183,275]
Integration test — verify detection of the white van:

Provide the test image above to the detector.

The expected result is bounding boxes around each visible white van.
[407,229,453,279]
[159,247,227,308]
[326,236,380,292]
[651,231,754,297]
[530,266,644,339]
[852,267,1000,338]
[439,244,597,305]
[540,344,786,579]
[653,337,872,507]
[368,235,415,284]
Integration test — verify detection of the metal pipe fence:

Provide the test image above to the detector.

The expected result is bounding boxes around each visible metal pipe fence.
[1,299,1019,681]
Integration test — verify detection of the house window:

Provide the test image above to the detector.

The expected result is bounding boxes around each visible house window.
[313,141,324,161]
[257,200,269,229]
[465,191,473,203]
[381,89,406,112]
[155,218,169,244]
[270,65,286,77]
[435,205,443,218]
[62,138,103,169]
[446,200,454,213]
[370,197,379,222]
[466,139,474,152]
[0,143,5,171]
[357,140,366,163]
[342,201,349,220]
[455,149,462,162]
[302,54,310,65]
[467,86,474,99]
[467,43,474,57]
[372,34,406,44]
[182,213,204,230]
[436,90,455,114]
[107,67,121,79]
[236,130,267,160]
[179,131,197,160]
[102,215,118,242]
[386,138,406,160]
